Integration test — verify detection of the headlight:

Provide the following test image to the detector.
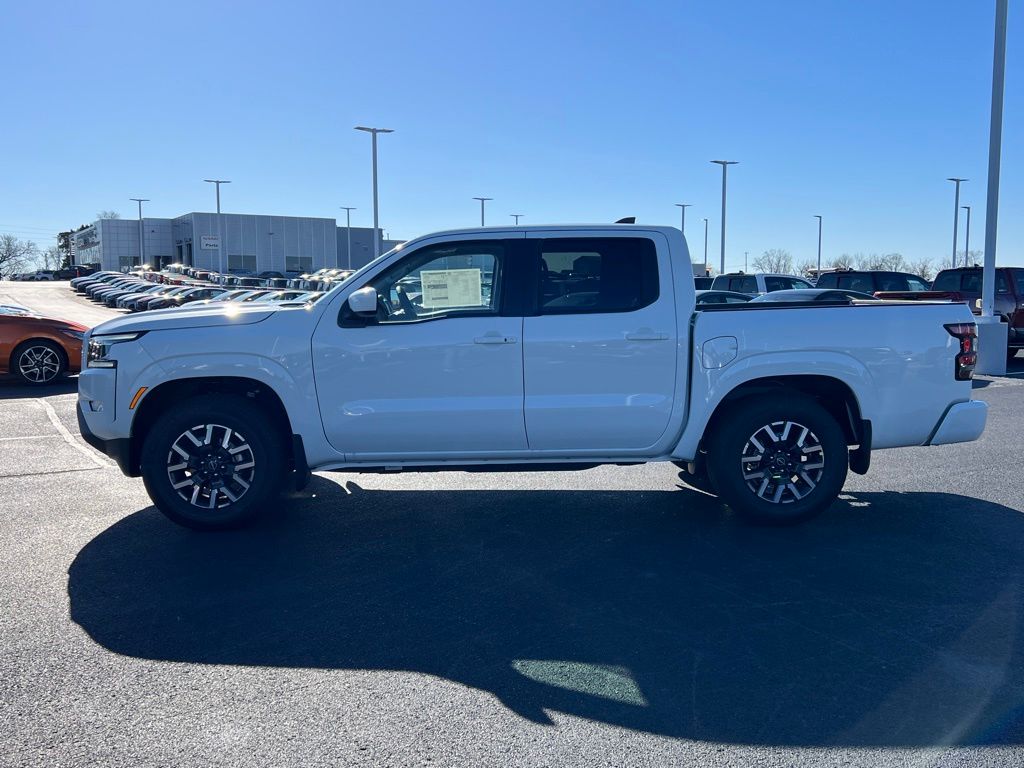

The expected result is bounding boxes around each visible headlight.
[60,329,85,341]
[87,331,146,368]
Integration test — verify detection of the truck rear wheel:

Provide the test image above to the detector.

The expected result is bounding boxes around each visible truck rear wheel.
[706,395,847,525]
[140,394,287,530]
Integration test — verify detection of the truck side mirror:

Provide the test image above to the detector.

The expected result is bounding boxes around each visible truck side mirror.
[347,286,378,315]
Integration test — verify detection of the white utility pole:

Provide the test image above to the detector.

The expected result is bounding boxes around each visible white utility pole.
[204,179,231,274]
[711,160,738,274]
[340,206,356,269]
[129,198,149,267]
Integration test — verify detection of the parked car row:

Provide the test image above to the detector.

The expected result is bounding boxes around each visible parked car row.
[6,266,98,281]
[695,266,1022,358]
[153,263,356,293]
[71,271,325,313]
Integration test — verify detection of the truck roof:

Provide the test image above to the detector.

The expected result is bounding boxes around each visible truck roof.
[413,224,681,238]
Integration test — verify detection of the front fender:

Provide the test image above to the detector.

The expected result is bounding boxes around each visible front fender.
[671,350,874,460]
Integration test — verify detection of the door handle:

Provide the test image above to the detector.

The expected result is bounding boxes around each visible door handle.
[474,335,518,345]
[625,331,669,341]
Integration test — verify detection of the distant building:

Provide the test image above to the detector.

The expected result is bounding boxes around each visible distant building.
[73,212,402,274]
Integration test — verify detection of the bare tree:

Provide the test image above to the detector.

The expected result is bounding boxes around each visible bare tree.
[907,258,936,281]
[858,252,907,271]
[829,254,856,270]
[0,235,38,278]
[40,246,63,270]
[965,249,984,267]
[752,248,794,274]
[795,260,817,277]
[96,210,120,219]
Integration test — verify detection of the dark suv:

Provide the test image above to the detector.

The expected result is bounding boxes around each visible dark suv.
[877,266,1024,360]
[815,269,930,294]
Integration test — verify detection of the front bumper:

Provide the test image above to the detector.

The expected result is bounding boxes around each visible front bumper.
[77,402,134,475]
[927,400,988,446]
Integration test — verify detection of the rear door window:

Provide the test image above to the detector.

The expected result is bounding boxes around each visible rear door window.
[837,274,875,293]
[538,238,658,314]
[730,276,757,294]
[933,271,962,291]
[815,273,838,288]
[961,273,982,293]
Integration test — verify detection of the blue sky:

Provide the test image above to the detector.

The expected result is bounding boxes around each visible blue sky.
[2,0,1020,270]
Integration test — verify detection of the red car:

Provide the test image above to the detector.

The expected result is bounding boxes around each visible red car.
[0,306,86,384]
[877,266,1024,360]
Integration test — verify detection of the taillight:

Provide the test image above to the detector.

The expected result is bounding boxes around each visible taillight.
[944,322,978,380]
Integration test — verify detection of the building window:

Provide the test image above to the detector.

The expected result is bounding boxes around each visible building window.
[286,256,312,273]
[228,254,257,273]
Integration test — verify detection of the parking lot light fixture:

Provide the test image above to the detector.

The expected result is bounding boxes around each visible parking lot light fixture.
[711,160,738,274]
[129,198,149,268]
[354,127,393,260]
[511,214,523,225]
[473,197,492,226]
[674,203,692,236]
[947,178,967,270]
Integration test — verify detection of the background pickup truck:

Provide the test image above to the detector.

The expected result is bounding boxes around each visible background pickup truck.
[876,266,1024,360]
[77,225,987,530]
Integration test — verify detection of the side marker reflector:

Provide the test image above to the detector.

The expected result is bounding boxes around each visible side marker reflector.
[129,387,148,410]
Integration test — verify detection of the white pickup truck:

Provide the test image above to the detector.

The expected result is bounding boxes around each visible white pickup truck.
[77,225,987,530]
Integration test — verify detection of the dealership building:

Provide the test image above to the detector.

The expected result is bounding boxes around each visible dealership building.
[73,212,402,274]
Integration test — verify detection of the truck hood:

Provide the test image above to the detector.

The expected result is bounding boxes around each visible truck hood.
[90,303,276,336]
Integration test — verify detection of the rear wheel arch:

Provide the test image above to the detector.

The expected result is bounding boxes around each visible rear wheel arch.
[128,376,295,476]
[702,374,867,449]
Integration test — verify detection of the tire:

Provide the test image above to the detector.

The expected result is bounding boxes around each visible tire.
[673,456,717,496]
[706,395,848,525]
[140,394,288,530]
[12,340,66,385]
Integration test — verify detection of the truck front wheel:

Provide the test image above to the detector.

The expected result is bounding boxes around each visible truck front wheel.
[706,395,847,525]
[139,394,287,530]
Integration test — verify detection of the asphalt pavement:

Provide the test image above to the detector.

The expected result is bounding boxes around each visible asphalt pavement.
[2,282,1024,767]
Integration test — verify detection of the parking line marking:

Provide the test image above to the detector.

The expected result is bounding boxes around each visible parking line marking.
[36,398,114,469]
[0,435,65,441]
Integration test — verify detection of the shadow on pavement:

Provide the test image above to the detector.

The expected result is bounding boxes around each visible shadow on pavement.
[0,375,78,400]
[68,477,1024,747]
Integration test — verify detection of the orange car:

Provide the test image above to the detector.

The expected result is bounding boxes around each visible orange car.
[0,306,87,385]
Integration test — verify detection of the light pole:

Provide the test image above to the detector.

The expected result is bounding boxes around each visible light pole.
[814,215,823,275]
[511,214,523,225]
[947,177,967,269]
[711,160,738,274]
[129,198,149,267]
[703,217,709,269]
[354,126,393,260]
[268,231,273,272]
[674,203,692,236]
[744,251,748,272]
[473,197,492,226]
[203,179,230,274]
[340,206,356,269]
[961,205,972,267]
